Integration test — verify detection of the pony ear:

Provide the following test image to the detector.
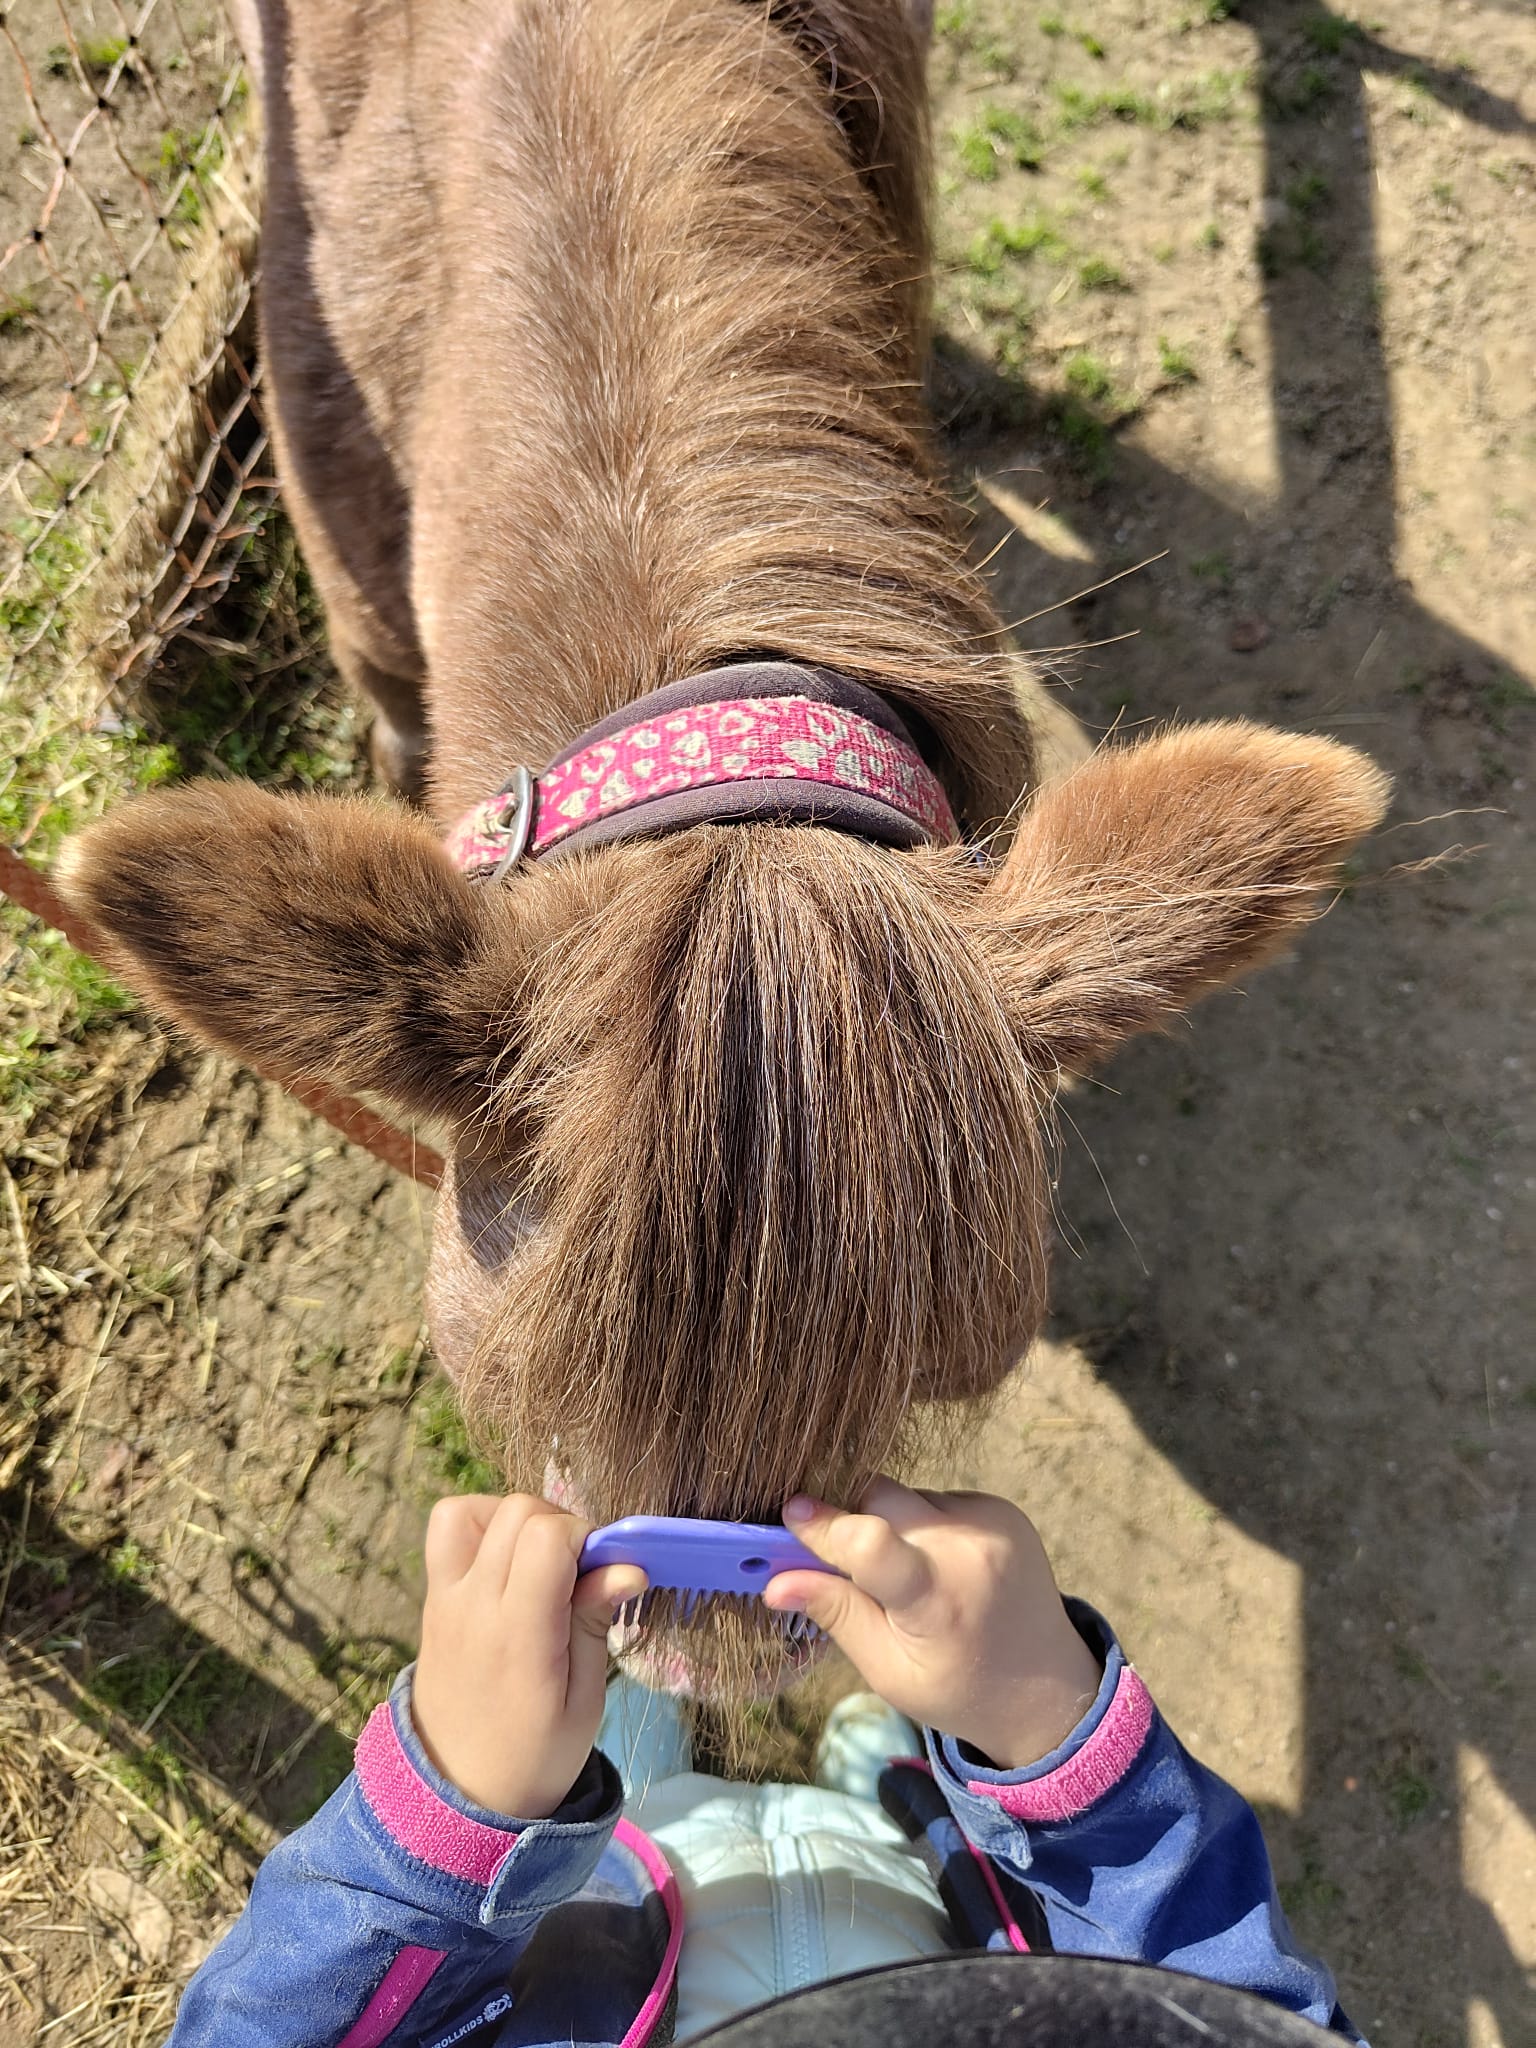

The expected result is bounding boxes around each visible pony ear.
[55,782,533,1123]
[967,721,1391,1077]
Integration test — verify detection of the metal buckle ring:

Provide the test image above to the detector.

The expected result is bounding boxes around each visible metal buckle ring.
[488,765,536,880]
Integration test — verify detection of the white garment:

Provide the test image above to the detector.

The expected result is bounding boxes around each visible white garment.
[631,1773,953,2044]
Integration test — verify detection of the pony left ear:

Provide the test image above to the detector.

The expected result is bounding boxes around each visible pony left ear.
[964,721,1391,1077]
[55,782,537,1122]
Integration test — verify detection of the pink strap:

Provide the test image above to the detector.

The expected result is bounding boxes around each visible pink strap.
[966,1666,1155,1823]
[446,692,957,875]
[354,1702,519,1885]
[613,1819,685,2048]
[337,1945,448,2048]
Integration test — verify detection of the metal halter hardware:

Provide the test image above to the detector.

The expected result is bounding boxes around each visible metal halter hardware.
[484,766,536,880]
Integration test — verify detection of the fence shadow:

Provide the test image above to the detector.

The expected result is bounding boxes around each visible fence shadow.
[936,6,1532,2041]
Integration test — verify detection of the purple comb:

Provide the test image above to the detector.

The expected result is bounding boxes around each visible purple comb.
[577,1514,839,1597]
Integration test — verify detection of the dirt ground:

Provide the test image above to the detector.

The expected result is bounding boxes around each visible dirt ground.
[2,2,1533,2044]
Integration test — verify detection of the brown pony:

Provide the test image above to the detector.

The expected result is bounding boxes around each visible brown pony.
[61,0,1387,1692]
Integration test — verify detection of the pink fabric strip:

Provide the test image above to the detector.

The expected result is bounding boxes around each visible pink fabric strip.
[967,1667,1155,1824]
[613,1819,685,2048]
[354,1701,519,1886]
[337,1945,448,2048]
[445,694,957,872]
[896,1755,1029,1954]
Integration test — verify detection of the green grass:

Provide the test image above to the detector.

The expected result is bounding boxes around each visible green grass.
[1157,336,1198,384]
[1049,401,1112,481]
[155,123,228,231]
[2,514,357,1148]
[1279,1841,1345,1925]
[1077,255,1127,291]
[1272,62,1335,116]
[1189,551,1233,587]
[1055,69,1247,133]
[1075,165,1110,199]
[0,291,39,333]
[88,1642,250,1741]
[1198,220,1224,250]
[935,0,1017,77]
[1038,12,1066,35]
[1064,351,1115,404]
[1302,13,1360,55]
[415,1383,501,1495]
[1287,170,1331,214]
[1384,1762,1433,1827]
[48,35,127,75]
[964,213,1068,277]
[953,105,1044,181]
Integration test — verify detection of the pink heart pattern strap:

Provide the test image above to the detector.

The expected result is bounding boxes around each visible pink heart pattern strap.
[445,691,959,877]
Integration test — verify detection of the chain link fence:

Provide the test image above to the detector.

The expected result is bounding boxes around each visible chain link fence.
[1,0,269,709]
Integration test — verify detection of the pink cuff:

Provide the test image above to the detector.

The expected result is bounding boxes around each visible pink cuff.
[967,1666,1155,1823]
[355,1702,519,1885]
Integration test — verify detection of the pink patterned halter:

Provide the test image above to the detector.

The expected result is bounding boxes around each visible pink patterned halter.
[445,663,959,880]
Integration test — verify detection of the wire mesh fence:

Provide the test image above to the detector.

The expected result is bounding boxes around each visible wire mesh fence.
[1,0,269,709]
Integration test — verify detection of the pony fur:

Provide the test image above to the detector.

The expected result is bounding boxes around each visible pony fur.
[59,0,1389,1695]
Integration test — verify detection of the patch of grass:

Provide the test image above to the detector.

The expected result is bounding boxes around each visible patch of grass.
[937,0,1018,77]
[1272,62,1334,116]
[1398,67,1435,119]
[82,34,129,70]
[48,35,128,75]
[965,213,1068,277]
[1055,81,1156,129]
[105,1540,155,1586]
[1384,1762,1433,1827]
[1190,551,1233,587]
[1287,170,1331,214]
[1430,178,1455,207]
[1302,13,1359,55]
[1391,1643,1428,1683]
[1077,255,1127,291]
[1038,11,1066,35]
[1152,238,1177,263]
[1157,336,1198,384]
[954,105,1044,181]
[88,1643,249,1739]
[1075,165,1110,199]
[1048,350,1137,484]
[1049,401,1112,482]
[1075,29,1105,58]
[154,123,228,231]
[110,1742,187,1808]
[415,1383,501,1494]
[0,291,39,333]
[1064,351,1114,404]
[1279,1840,1345,1924]
[1198,220,1224,250]
[1483,670,1532,735]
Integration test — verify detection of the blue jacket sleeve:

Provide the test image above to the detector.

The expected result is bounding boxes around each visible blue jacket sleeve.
[928,1602,1362,2044]
[168,1665,623,2047]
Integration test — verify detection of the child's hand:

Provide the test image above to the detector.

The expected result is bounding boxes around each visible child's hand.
[765,1478,1102,1770]
[411,1494,646,1820]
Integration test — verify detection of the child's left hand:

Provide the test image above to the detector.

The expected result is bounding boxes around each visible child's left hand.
[411,1494,647,1821]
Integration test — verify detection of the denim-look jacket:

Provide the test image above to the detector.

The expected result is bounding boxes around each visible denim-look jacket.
[167,1606,1361,2048]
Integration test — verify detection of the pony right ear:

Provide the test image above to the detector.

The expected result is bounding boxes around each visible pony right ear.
[56,782,535,1123]
[967,721,1391,1077]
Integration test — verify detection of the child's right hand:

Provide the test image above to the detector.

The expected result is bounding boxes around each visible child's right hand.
[765,1478,1103,1770]
[411,1494,646,1822]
